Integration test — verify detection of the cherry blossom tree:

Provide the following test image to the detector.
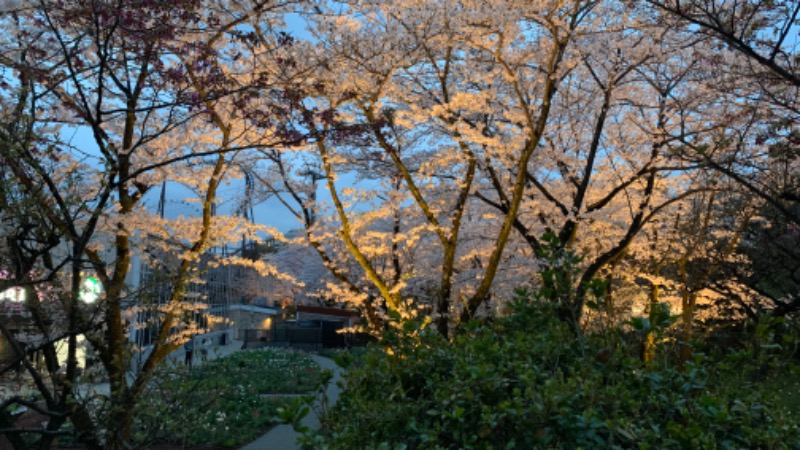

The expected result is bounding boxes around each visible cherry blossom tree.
[275,0,601,336]
[0,0,297,448]
[633,0,800,330]
[261,0,727,335]
[220,0,798,348]
[643,0,799,224]
[233,1,671,338]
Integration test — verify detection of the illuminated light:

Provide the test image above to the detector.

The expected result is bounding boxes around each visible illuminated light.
[80,276,102,303]
[0,286,25,303]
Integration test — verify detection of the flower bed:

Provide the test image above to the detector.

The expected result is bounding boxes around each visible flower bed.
[133,348,323,448]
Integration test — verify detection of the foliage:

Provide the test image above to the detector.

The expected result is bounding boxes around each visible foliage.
[310,301,800,449]
[130,348,323,448]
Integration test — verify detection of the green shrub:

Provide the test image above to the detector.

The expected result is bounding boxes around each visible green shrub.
[313,302,800,449]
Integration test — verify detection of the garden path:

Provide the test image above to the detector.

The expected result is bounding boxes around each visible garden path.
[239,354,343,450]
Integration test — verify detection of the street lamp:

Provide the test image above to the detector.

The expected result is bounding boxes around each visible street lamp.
[80,276,102,303]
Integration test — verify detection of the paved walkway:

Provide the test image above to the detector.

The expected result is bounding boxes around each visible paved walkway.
[239,354,344,450]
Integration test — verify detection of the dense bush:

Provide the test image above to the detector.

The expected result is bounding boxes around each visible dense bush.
[312,301,800,449]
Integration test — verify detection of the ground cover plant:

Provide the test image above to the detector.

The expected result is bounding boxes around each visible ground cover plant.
[130,348,323,448]
[301,299,800,449]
